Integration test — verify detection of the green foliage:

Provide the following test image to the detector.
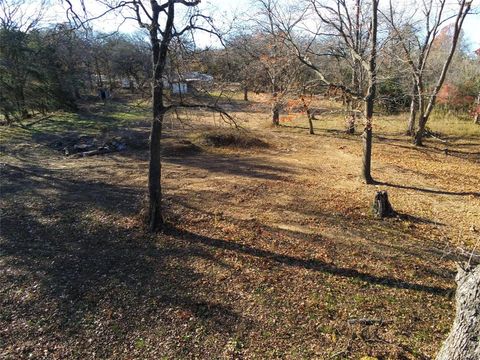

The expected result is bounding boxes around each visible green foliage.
[0,26,79,122]
[377,77,409,114]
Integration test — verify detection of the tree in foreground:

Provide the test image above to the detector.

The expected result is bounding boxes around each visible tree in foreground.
[65,0,225,231]
[436,263,480,360]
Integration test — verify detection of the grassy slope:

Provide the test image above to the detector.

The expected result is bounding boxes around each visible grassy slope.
[1,94,479,359]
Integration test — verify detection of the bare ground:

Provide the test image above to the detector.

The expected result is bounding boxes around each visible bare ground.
[1,97,480,359]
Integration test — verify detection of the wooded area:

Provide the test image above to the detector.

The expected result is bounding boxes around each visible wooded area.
[1,0,479,359]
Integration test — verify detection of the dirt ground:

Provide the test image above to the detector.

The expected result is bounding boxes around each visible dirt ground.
[1,95,479,359]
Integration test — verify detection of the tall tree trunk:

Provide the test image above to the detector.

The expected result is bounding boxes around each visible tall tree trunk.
[362,124,373,183]
[148,84,164,231]
[243,86,248,101]
[436,264,480,360]
[414,0,471,146]
[362,0,377,184]
[147,0,175,231]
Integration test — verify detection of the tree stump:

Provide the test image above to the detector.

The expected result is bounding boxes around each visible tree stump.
[372,191,395,218]
[436,264,480,360]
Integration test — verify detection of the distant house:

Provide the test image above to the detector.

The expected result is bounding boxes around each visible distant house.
[121,78,136,89]
[169,72,213,94]
[171,82,188,94]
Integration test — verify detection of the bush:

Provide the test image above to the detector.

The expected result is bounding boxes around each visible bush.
[199,129,269,148]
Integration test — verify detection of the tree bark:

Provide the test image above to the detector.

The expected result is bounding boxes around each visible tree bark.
[436,264,480,360]
[147,0,176,231]
[307,110,314,135]
[272,106,279,126]
[148,90,164,231]
[362,126,373,183]
[407,81,418,136]
[362,0,377,185]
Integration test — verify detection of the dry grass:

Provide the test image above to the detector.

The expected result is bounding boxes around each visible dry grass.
[1,94,479,359]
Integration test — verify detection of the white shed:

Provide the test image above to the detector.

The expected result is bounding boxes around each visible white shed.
[171,82,188,94]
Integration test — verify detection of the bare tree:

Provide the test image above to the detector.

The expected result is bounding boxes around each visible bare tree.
[278,0,380,183]
[64,0,228,231]
[384,0,472,145]
[244,0,303,126]
[0,0,48,32]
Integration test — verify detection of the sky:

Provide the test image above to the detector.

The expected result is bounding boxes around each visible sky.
[12,0,480,50]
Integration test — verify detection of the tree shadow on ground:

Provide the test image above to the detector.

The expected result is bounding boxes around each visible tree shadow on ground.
[167,227,449,296]
[374,180,480,197]
[0,161,245,359]
[163,152,295,181]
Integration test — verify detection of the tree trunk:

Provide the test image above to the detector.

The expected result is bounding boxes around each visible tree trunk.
[436,264,480,360]
[243,86,248,101]
[362,126,374,183]
[272,106,279,126]
[147,0,176,231]
[475,113,480,125]
[407,81,418,135]
[148,89,164,231]
[307,110,314,135]
[361,0,377,185]
[414,115,427,146]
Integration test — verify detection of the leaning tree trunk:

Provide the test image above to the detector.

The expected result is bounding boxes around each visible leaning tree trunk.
[436,264,480,360]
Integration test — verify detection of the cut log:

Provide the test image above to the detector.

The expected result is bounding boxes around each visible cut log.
[372,191,395,218]
[436,264,480,360]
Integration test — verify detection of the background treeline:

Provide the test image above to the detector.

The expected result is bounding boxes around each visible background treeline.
[0,24,151,123]
[1,7,479,124]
